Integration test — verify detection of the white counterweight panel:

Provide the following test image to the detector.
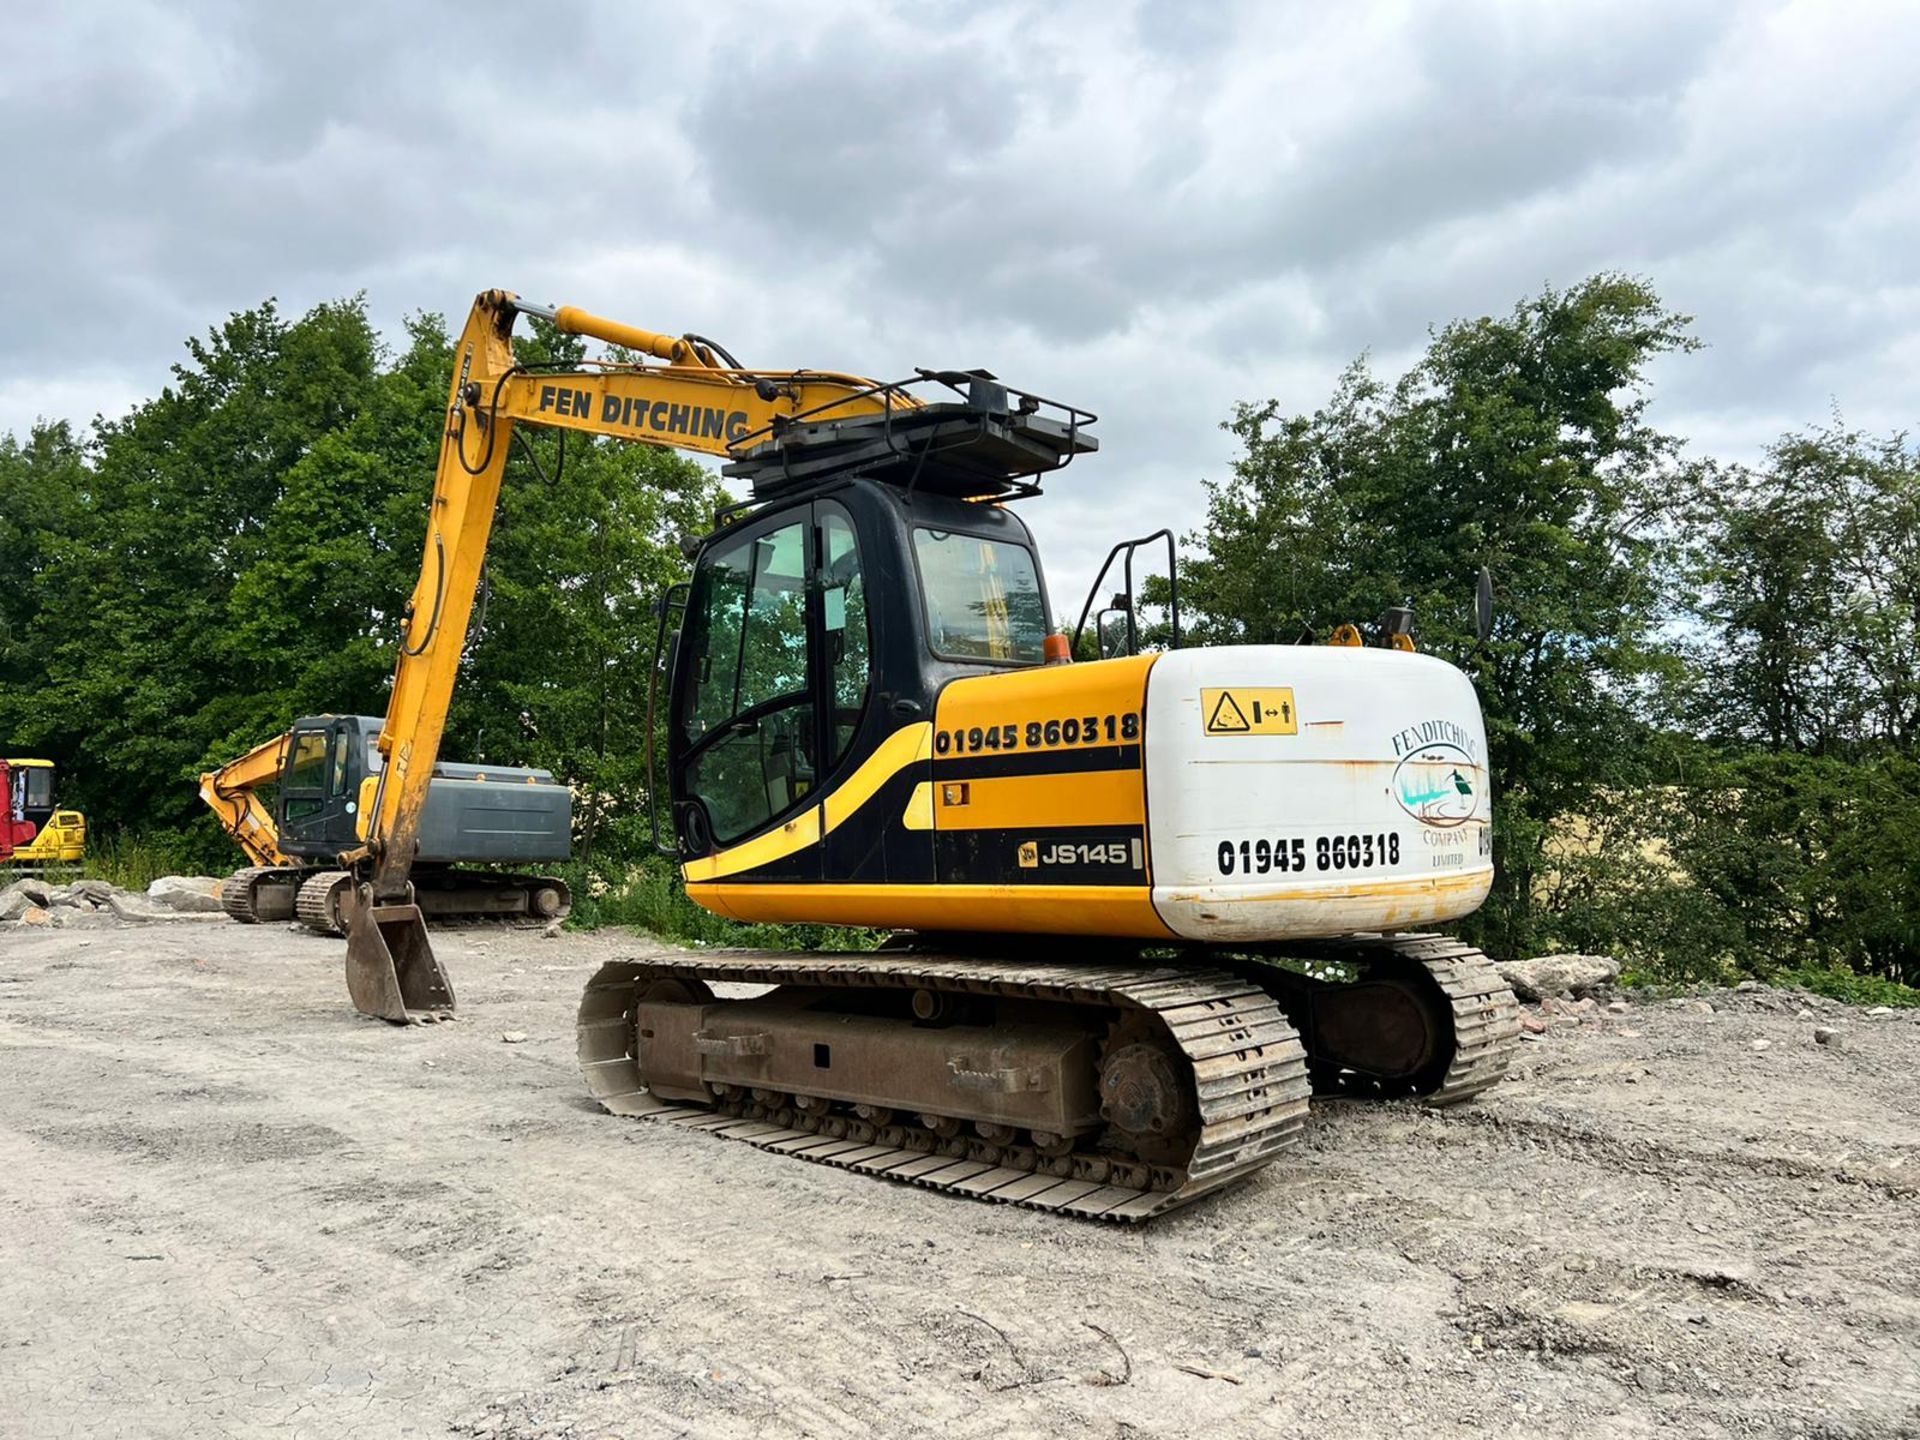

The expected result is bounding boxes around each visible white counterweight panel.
[1142,645,1493,943]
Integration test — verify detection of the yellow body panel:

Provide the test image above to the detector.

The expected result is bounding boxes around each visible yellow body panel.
[685,655,1163,933]
[934,654,1155,751]
[935,768,1142,831]
[688,881,1175,939]
[9,813,86,865]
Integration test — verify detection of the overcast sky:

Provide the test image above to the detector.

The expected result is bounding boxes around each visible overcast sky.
[5,0,1917,606]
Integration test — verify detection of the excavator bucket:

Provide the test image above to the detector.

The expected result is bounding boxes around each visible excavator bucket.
[344,890,455,1023]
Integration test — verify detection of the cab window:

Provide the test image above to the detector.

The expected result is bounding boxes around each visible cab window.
[913,529,1046,664]
[22,768,52,810]
[677,505,873,849]
[681,520,816,845]
[821,510,869,763]
[284,729,329,820]
[329,729,353,796]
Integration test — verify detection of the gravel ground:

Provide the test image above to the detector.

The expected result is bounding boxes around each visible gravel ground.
[1,914,1916,1439]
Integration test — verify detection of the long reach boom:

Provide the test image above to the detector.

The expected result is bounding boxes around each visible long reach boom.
[346,290,918,1021]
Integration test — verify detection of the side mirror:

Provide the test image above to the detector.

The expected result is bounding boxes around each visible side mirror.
[1475,567,1495,644]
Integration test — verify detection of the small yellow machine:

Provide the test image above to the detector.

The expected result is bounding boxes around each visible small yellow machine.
[2,758,85,868]
[340,289,1518,1220]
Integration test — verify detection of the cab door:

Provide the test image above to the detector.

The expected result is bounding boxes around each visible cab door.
[670,500,872,874]
[277,720,360,856]
[13,764,54,839]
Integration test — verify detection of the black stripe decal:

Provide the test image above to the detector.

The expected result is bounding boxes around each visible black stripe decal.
[933,745,1141,779]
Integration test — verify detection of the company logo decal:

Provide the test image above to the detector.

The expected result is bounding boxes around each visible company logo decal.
[1389,719,1484,829]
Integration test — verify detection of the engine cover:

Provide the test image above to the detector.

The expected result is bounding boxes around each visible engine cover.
[1142,646,1493,942]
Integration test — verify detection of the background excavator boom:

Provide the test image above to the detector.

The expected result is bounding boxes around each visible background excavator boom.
[198,733,294,868]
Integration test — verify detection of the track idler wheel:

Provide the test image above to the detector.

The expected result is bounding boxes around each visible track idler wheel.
[1257,938,1520,1104]
[1306,971,1451,1096]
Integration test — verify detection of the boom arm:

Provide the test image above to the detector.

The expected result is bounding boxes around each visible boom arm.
[199,733,294,868]
[345,289,915,1021]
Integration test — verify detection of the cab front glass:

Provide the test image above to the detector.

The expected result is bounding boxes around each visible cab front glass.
[912,528,1046,665]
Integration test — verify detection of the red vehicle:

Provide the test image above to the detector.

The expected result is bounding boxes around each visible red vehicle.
[0,760,10,862]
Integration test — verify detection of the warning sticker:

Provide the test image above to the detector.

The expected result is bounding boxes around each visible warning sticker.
[1201,687,1298,736]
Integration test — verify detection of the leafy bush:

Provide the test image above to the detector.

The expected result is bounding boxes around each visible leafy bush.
[1776,964,1920,1009]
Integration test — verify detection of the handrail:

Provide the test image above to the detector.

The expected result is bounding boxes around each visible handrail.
[1070,529,1180,657]
[647,582,692,858]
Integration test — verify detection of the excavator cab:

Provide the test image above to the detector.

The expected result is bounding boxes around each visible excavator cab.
[667,482,1053,872]
[662,388,1087,890]
[2,758,85,868]
[274,717,365,855]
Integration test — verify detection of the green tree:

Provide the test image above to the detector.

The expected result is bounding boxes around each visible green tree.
[13,298,391,846]
[1663,425,1920,985]
[1688,425,1920,753]
[1180,275,1701,958]
[0,296,723,868]
[0,422,91,715]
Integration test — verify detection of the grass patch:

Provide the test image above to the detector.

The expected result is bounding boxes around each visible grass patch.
[1620,959,1920,1009]
[82,831,213,891]
[1777,964,1920,1009]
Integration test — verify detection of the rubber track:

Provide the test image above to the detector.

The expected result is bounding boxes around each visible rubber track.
[287,870,571,936]
[1394,935,1522,1105]
[295,870,352,935]
[579,952,1311,1222]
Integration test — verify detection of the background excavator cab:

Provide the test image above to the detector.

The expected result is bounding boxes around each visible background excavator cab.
[274,717,365,856]
[2,758,85,867]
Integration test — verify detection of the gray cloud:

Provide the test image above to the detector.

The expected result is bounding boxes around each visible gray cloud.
[4,0,1917,605]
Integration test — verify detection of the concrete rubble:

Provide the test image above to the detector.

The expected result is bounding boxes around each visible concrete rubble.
[1493,952,1621,1001]
[1,875,227,929]
[146,875,225,913]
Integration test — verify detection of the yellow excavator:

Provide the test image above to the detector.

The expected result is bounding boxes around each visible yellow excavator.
[345,289,1518,1220]
[200,717,571,933]
[2,758,86,869]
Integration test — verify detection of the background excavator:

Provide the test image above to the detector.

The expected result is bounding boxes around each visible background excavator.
[344,289,1518,1221]
[200,716,571,933]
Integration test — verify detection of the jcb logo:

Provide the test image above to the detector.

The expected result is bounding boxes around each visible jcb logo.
[1017,841,1039,869]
